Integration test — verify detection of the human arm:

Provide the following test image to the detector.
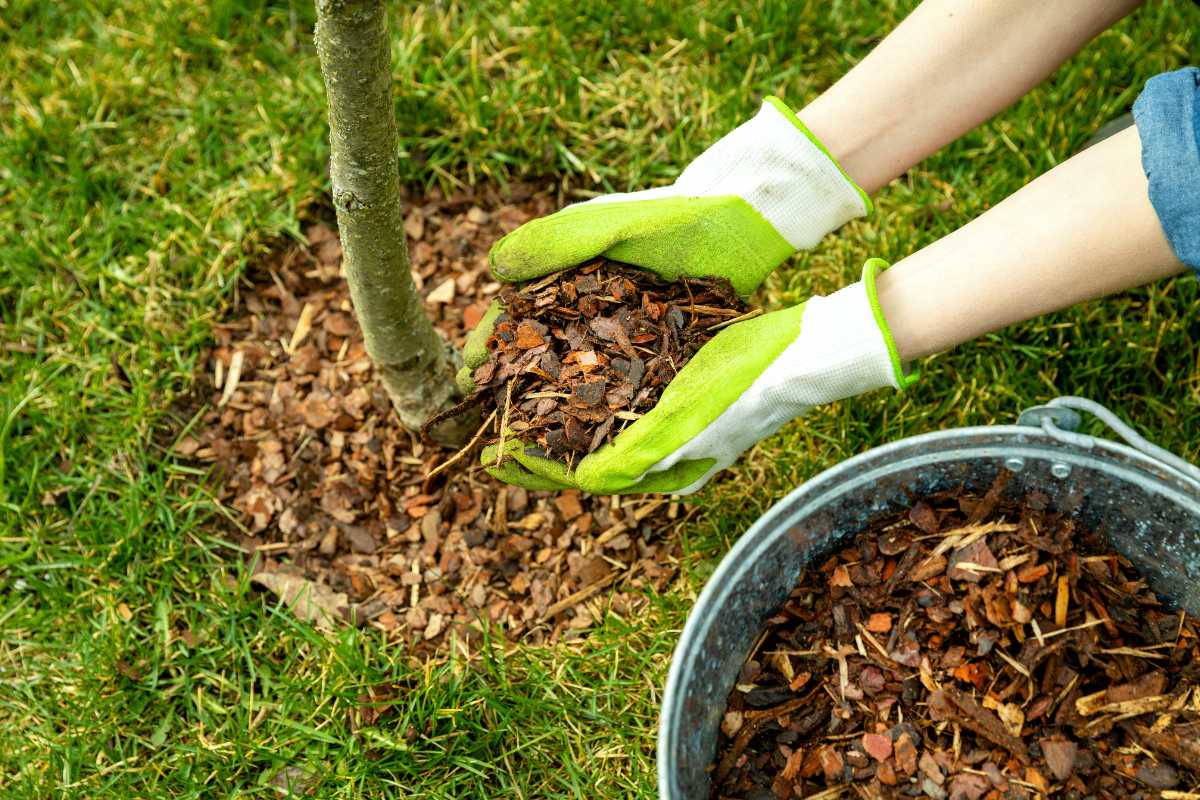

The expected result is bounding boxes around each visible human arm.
[800,0,1145,193]
[878,124,1184,361]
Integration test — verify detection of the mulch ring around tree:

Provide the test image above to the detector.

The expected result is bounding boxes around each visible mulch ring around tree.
[173,184,686,658]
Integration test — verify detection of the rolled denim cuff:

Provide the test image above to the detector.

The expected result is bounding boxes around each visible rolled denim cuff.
[1133,67,1200,273]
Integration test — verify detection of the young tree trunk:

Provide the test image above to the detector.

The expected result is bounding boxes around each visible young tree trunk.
[314,0,470,443]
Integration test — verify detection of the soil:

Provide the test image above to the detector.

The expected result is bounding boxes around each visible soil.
[467,260,748,465]
[710,473,1200,799]
[176,185,684,657]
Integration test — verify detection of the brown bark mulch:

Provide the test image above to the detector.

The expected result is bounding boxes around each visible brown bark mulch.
[465,260,748,464]
[176,185,684,657]
[710,474,1200,799]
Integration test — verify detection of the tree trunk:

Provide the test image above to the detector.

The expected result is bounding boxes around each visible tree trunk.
[313,0,469,443]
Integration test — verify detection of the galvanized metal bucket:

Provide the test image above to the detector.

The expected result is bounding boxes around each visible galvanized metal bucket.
[658,397,1200,800]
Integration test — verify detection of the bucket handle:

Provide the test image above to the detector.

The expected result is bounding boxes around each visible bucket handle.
[1017,396,1200,486]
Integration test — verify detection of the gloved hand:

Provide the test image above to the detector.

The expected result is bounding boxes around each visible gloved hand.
[457,95,869,394]
[476,260,918,496]
[489,96,870,297]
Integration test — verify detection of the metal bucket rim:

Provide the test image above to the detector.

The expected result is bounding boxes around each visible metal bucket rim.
[657,421,1200,798]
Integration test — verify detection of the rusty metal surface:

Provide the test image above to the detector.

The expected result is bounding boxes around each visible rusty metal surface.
[658,421,1200,800]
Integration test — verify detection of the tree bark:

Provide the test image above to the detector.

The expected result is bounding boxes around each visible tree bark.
[314,0,469,442]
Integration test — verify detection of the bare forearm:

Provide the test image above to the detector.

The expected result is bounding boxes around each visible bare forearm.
[800,0,1144,193]
[877,126,1183,362]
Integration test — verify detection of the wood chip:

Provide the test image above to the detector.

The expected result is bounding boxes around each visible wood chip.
[251,570,350,633]
[218,349,243,407]
[1039,737,1077,781]
[1055,575,1070,627]
[287,302,316,353]
[426,277,456,304]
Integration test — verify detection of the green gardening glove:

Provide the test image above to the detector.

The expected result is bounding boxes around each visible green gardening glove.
[479,260,918,496]
[490,96,870,297]
[457,95,869,395]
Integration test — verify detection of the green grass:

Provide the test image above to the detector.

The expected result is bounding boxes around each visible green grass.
[2,0,1199,796]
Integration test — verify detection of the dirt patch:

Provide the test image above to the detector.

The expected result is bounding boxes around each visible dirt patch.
[177,184,684,656]
[712,474,1200,798]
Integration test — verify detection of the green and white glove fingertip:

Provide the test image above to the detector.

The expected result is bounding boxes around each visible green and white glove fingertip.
[481,439,575,491]
[456,300,503,394]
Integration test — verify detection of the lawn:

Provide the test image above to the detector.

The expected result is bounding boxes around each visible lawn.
[2,0,1198,797]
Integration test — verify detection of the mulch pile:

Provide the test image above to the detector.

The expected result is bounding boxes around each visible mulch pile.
[711,473,1200,799]
[466,260,748,464]
[176,186,684,656]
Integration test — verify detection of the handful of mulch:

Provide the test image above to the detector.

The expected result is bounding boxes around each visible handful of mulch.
[468,259,750,465]
[711,474,1200,799]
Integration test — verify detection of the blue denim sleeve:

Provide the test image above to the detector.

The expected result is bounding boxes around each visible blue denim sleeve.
[1133,67,1200,274]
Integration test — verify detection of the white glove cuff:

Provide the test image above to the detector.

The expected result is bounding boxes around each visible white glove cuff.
[584,98,870,252]
[773,278,901,403]
[672,97,871,249]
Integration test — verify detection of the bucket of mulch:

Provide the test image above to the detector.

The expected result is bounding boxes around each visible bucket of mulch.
[658,397,1200,799]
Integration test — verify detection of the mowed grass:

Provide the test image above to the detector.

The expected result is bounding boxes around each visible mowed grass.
[2,0,1198,796]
